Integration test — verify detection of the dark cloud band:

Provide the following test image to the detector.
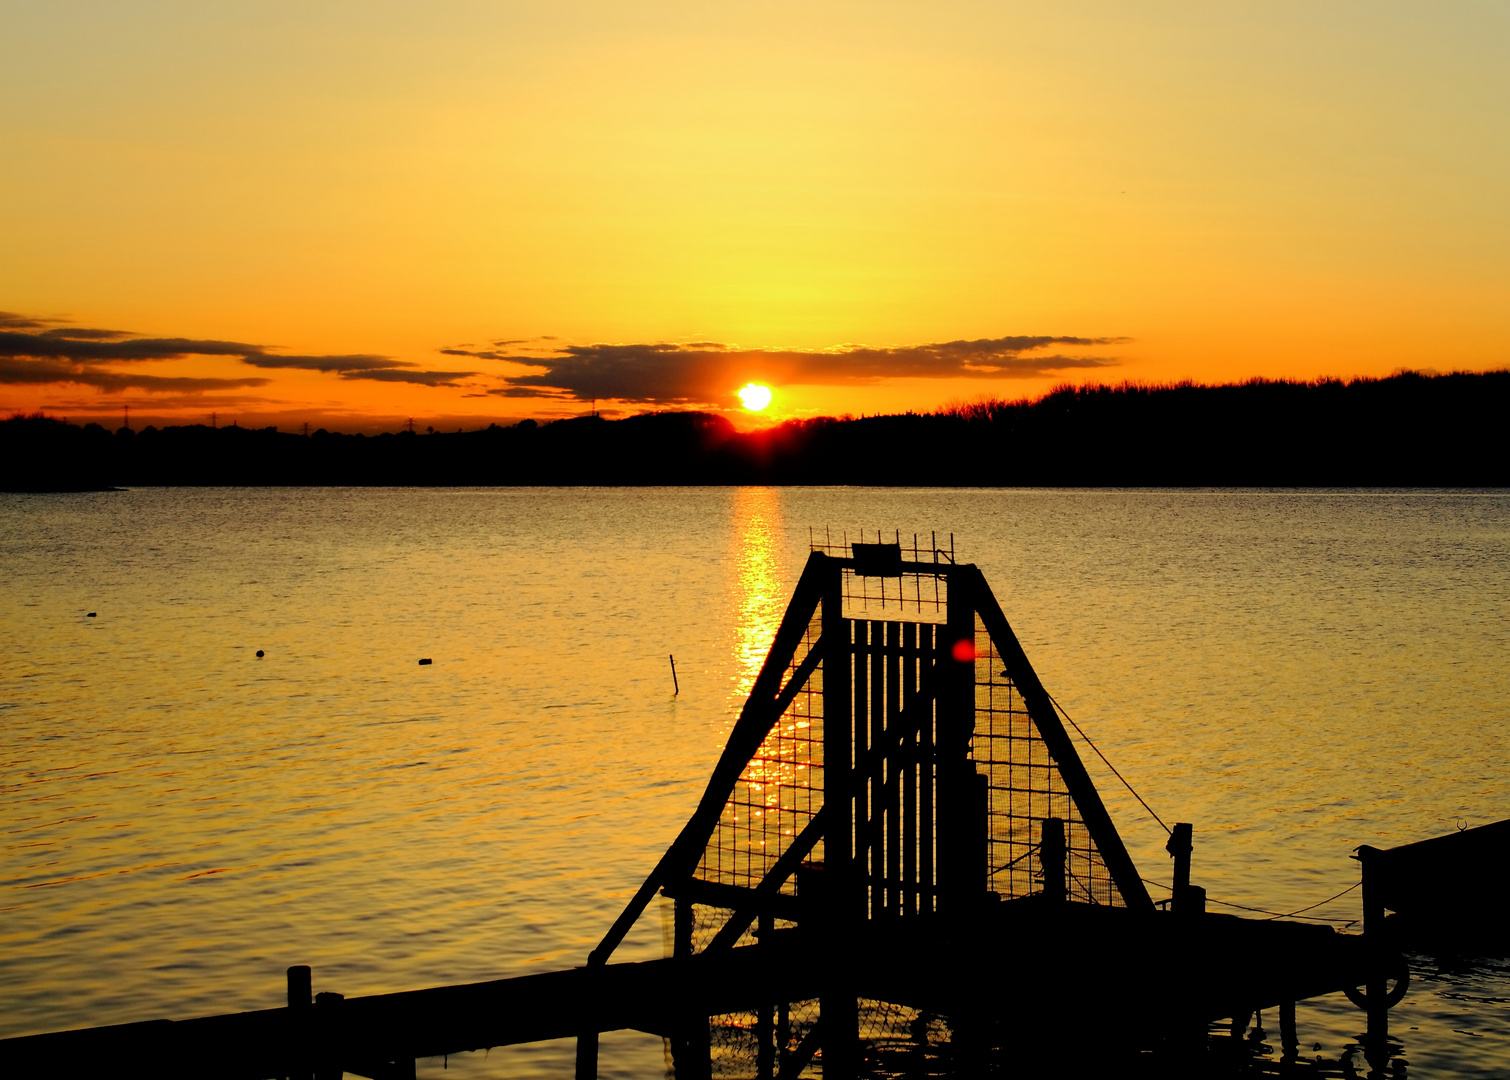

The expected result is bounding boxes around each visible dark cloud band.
[473,335,1126,405]
[2,310,1122,406]
[0,356,269,392]
[0,313,474,393]
[341,369,474,387]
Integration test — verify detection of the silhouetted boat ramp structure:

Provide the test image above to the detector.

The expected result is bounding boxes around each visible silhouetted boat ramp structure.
[5,535,1429,1077]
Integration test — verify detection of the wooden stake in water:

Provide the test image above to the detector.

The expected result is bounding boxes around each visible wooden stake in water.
[670,654,679,696]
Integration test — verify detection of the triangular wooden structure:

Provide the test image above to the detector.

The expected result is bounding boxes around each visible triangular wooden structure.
[588,538,1152,1076]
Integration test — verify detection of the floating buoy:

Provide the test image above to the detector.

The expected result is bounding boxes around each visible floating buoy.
[87,612,97,618]
[418,658,432,666]
[256,650,265,658]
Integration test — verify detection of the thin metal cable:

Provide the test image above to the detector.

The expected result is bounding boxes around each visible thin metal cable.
[1260,879,1362,921]
[1047,690,1171,835]
[1044,694,1363,922]
[1139,875,1361,923]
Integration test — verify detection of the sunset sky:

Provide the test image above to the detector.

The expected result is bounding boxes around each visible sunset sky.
[3,1,1506,432]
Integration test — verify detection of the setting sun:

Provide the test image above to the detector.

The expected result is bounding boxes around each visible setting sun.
[738,383,773,412]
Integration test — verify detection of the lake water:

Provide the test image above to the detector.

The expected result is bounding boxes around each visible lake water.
[2,487,1508,1077]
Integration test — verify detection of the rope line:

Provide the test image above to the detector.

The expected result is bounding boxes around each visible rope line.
[1041,694,1360,923]
[1046,690,1171,835]
[992,843,1040,875]
[1138,876,1361,924]
[1260,879,1361,921]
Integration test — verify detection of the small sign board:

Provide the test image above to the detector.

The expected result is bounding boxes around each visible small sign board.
[851,542,904,577]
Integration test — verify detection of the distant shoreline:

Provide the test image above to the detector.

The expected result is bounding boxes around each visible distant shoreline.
[5,370,1509,490]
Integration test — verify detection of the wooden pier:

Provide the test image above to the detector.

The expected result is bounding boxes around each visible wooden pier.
[0,538,1402,1077]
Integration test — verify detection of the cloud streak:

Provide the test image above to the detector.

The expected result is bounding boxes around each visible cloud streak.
[0,312,476,393]
[2,311,1123,409]
[239,353,397,373]
[343,368,475,387]
[0,356,270,392]
[463,335,1126,405]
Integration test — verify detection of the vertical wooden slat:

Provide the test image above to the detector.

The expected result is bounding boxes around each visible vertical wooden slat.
[853,620,870,920]
[885,620,902,916]
[756,912,774,1080]
[903,621,918,916]
[920,623,935,915]
[869,620,885,919]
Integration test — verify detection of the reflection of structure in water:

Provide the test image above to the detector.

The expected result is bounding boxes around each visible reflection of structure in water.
[0,535,1407,1079]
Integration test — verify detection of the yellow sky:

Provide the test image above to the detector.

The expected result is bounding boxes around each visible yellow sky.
[2,1,1506,430]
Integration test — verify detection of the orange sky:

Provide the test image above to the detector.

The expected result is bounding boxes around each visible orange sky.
[2,2,1507,432]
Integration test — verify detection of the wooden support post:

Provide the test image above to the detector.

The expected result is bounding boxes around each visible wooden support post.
[1280,1000,1298,1064]
[668,895,710,1080]
[675,895,694,959]
[820,564,857,1080]
[938,571,976,921]
[287,965,313,1080]
[756,913,774,1080]
[1040,817,1066,902]
[288,965,312,1008]
[975,772,989,897]
[1168,822,1192,894]
[314,993,344,1080]
[777,1001,791,1076]
[1359,846,1389,1062]
[1167,822,1206,915]
[574,1031,598,1080]
[869,619,885,920]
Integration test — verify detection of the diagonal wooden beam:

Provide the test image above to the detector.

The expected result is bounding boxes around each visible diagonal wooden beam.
[704,806,829,953]
[776,1019,823,1080]
[589,552,834,966]
[705,661,941,951]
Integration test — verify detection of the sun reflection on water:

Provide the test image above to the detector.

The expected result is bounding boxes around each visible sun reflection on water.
[731,487,785,706]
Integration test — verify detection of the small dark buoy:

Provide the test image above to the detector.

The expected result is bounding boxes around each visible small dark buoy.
[87,612,97,618]
[256,650,265,658]
[418,658,432,666]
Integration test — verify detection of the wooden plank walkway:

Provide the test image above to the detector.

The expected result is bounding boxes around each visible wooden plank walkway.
[0,905,1371,1078]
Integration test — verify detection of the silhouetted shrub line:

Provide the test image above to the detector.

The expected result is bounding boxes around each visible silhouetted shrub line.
[3,371,1507,490]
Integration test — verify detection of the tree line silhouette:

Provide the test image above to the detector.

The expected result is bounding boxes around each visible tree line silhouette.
[4,370,1507,491]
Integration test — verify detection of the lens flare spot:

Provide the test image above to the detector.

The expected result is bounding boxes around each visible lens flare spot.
[951,638,976,662]
[738,383,773,411]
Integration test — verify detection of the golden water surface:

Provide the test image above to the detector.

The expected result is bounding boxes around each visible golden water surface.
[2,487,1507,1077]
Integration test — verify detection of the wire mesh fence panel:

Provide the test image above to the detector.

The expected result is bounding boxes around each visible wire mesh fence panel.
[971,615,1120,907]
[707,998,823,1080]
[810,529,952,625]
[683,903,756,954]
[698,610,825,897]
